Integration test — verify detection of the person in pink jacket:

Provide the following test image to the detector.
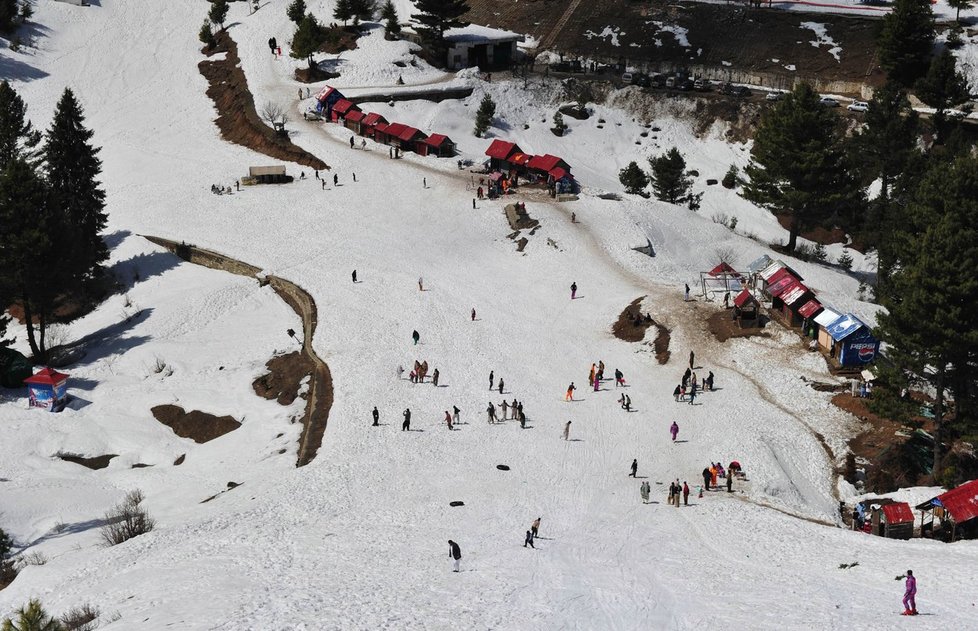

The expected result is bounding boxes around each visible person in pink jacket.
[902,570,917,615]
[670,421,679,442]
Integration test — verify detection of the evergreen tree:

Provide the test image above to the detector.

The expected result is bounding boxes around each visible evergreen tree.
[333,0,353,25]
[411,0,470,63]
[199,19,216,50]
[876,155,978,478]
[947,0,973,22]
[0,527,11,560]
[0,0,18,32]
[292,13,324,63]
[381,0,400,38]
[915,49,969,144]
[649,147,692,205]
[0,599,64,631]
[0,80,41,169]
[208,0,229,31]
[350,0,375,24]
[43,89,108,281]
[877,0,935,86]
[619,161,650,196]
[551,111,566,135]
[742,83,859,252]
[473,93,495,137]
[286,0,306,25]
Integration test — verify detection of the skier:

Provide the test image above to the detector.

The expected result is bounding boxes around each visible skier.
[453,405,460,425]
[570,282,577,300]
[498,378,504,394]
[531,517,541,538]
[402,408,411,431]
[563,421,571,440]
[565,382,576,401]
[684,283,690,301]
[489,371,495,390]
[670,421,679,442]
[372,406,379,427]
[487,402,497,424]
[640,480,650,504]
[432,368,440,386]
[448,540,461,572]
[902,570,917,615]
[350,136,355,149]
[333,173,338,186]
[471,308,476,321]
[702,466,711,490]
[673,384,682,402]
[352,270,357,283]
[412,330,420,345]
[524,530,535,548]
[615,369,624,387]
[445,410,453,430]
[630,459,638,478]
[682,481,690,505]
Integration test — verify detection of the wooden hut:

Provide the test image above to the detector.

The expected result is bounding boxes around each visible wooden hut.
[422,134,457,157]
[344,110,365,135]
[823,313,880,367]
[330,98,359,123]
[733,289,759,327]
[814,306,841,352]
[916,479,978,541]
[485,140,522,170]
[361,112,388,138]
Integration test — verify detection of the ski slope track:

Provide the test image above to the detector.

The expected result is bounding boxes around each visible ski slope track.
[1,2,977,629]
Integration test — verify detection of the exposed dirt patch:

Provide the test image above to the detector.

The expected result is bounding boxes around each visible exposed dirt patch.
[774,215,849,246]
[692,97,761,143]
[253,351,314,406]
[199,31,328,171]
[612,297,671,363]
[151,404,241,444]
[707,309,771,343]
[295,65,340,83]
[57,453,117,470]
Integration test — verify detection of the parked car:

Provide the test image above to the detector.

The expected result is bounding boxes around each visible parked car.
[622,72,634,85]
[946,108,967,119]
[765,90,785,102]
[693,78,711,92]
[665,76,676,89]
[650,74,666,88]
[819,96,841,107]
[634,74,651,87]
[678,79,694,91]
[847,101,869,113]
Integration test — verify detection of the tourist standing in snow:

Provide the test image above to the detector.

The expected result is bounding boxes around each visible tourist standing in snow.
[402,408,411,431]
[372,406,379,427]
[688,383,697,405]
[670,421,679,442]
[683,481,690,505]
[624,395,631,411]
[710,464,718,488]
[498,378,504,394]
[489,371,494,390]
[448,540,461,572]
[397,365,404,379]
[689,351,695,369]
[453,405,460,425]
[412,330,420,345]
[531,517,541,538]
[500,400,509,421]
[432,368,439,386]
[418,276,424,291]
[702,467,711,490]
[444,410,453,430]
[352,270,357,283]
[597,361,605,381]
[727,470,733,493]
[902,570,917,615]
[668,481,676,505]
[333,173,338,186]
[673,384,682,402]
[570,282,577,300]
[684,283,690,301]
[682,368,691,388]
[471,308,476,321]
[563,421,571,440]
[487,402,496,424]
[615,369,624,387]
[706,371,714,391]
[565,382,576,401]
[630,459,638,478]
[524,530,535,548]
[641,480,650,504]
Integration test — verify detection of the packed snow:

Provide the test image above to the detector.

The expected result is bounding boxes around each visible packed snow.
[0,1,976,629]
[800,22,843,62]
[584,26,624,48]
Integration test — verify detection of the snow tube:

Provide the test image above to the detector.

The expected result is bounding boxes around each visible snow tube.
[496,465,510,471]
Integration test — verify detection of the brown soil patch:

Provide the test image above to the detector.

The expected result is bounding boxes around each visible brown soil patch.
[151,404,241,444]
[295,65,340,83]
[199,31,328,171]
[774,215,849,246]
[57,453,117,470]
[692,97,761,143]
[253,351,314,406]
[707,309,771,343]
[612,297,671,364]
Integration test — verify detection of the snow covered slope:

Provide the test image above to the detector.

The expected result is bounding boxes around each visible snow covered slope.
[1,2,975,629]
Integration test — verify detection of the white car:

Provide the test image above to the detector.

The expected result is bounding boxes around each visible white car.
[765,91,785,102]
[847,101,869,113]
[946,109,967,119]
[819,97,841,107]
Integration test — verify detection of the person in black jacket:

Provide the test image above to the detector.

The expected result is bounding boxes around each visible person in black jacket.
[702,467,711,490]
[448,540,461,572]
[524,530,535,548]
[402,408,411,431]
[630,459,638,478]
[372,406,379,427]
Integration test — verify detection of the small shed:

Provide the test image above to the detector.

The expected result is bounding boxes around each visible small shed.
[423,134,457,157]
[825,313,880,367]
[772,280,813,327]
[315,86,346,116]
[24,367,69,412]
[881,503,915,540]
[373,122,392,145]
[527,154,571,178]
[443,25,524,70]
[797,299,823,338]
[361,112,388,138]
[733,289,760,326]
[814,306,841,352]
[395,125,428,152]
[916,479,978,541]
[330,98,359,123]
[344,110,365,134]
[485,140,522,170]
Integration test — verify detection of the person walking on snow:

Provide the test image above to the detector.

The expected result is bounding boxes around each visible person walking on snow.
[500,400,508,421]
[588,364,596,387]
[688,383,697,405]
[448,540,461,572]
[350,136,355,149]
[710,464,718,488]
[570,282,577,300]
[683,481,690,505]
[453,405,460,425]
[593,377,600,393]
[702,467,712,490]
[524,530,535,548]
[487,402,496,424]
[563,421,571,440]
[372,406,379,427]
[727,470,733,493]
[597,361,605,382]
[640,480,651,504]
[684,283,691,301]
[682,368,691,388]
[418,276,424,291]
[498,378,504,394]
[471,308,476,321]
[615,369,624,387]
[444,410,453,430]
[565,382,576,401]
[489,371,494,390]
[412,330,420,345]
[673,384,682,402]
[423,177,427,188]
[402,408,411,431]
[624,395,631,412]
[674,479,682,507]
[630,459,638,478]
[333,173,338,186]
[670,421,679,441]
[531,517,541,538]
[352,270,357,283]
[902,570,917,615]
[432,368,439,387]
[689,351,695,369]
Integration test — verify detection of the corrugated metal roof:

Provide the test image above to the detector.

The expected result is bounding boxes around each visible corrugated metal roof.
[813,308,840,328]
[780,283,809,305]
[767,275,797,297]
[758,260,785,281]
[734,289,758,307]
[748,255,773,273]
[797,299,822,318]
[937,479,978,524]
[882,502,914,524]
[485,139,520,160]
[826,313,869,342]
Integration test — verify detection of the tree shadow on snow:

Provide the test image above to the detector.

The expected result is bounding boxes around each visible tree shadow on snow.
[19,517,109,552]
[59,309,154,368]
[0,52,49,83]
[110,250,182,292]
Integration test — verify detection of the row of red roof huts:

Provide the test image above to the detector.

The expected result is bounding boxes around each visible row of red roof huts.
[484,139,574,191]
[314,86,457,158]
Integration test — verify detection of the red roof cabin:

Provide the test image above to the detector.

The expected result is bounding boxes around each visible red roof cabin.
[330,98,359,123]
[485,140,522,170]
[917,479,978,541]
[732,289,760,327]
[361,112,388,138]
[527,154,571,176]
[422,133,457,157]
[395,125,428,153]
[24,367,70,412]
[344,110,365,135]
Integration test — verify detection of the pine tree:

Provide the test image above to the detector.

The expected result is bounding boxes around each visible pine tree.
[0,0,18,32]
[333,0,353,25]
[350,0,375,24]
[947,0,973,22]
[876,154,978,478]
[199,19,216,50]
[473,93,495,137]
[916,49,969,144]
[742,83,859,252]
[43,89,108,281]
[619,161,650,196]
[411,0,470,63]
[877,0,935,86]
[292,13,323,63]
[209,0,229,32]
[649,147,693,205]
[0,599,64,631]
[0,80,41,169]
[551,111,566,136]
[286,0,306,24]
[381,0,400,38]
